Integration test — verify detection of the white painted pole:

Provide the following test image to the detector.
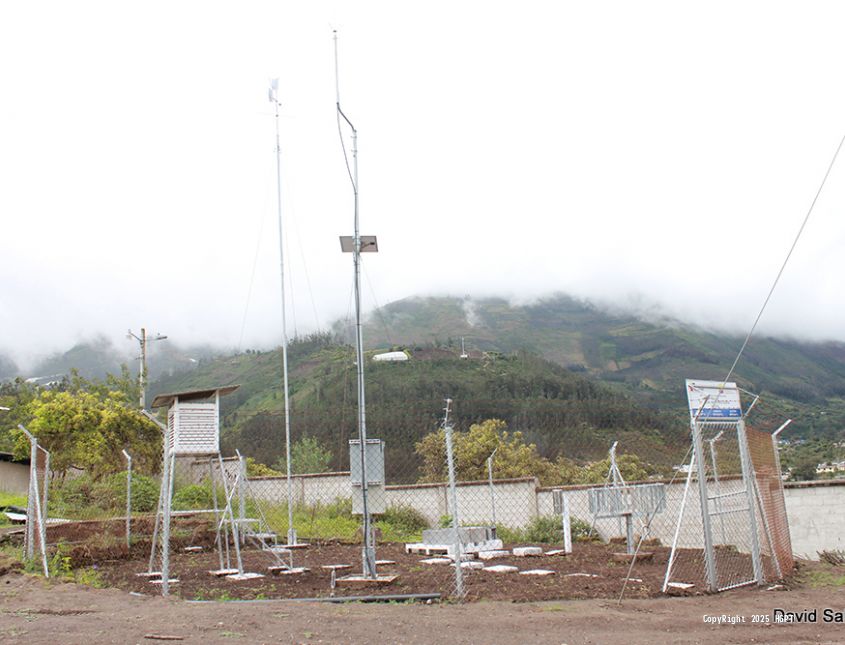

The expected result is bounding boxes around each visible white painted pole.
[269,80,296,547]
[487,447,498,527]
[562,493,573,554]
[663,451,696,593]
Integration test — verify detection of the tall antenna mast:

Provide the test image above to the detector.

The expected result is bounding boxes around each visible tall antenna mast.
[269,78,297,546]
[335,30,379,578]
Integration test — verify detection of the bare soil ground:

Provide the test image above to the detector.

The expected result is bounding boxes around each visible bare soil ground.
[24,517,727,601]
[3,519,844,643]
[100,542,694,602]
[2,568,844,645]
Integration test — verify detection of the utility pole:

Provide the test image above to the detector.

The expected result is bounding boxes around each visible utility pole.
[127,328,167,409]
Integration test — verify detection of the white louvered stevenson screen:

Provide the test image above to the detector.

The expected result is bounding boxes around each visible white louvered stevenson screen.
[168,402,219,455]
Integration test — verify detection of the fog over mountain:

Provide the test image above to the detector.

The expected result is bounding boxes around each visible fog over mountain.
[3,2,845,366]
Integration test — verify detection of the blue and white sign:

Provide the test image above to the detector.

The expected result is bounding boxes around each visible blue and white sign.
[685,379,742,421]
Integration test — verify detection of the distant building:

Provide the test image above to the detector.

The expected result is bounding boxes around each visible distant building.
[372,351,409,363]
[816,461,845,476]
[0,452,30,495]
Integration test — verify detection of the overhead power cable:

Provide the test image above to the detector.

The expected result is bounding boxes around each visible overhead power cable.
[722,133,845,386]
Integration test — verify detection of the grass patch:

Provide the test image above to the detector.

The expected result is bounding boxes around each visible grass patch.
[261,498,429,543]
[0,491,27,527]
[497,515,598,545]
[74,567,106,588]
[802,567,845,588]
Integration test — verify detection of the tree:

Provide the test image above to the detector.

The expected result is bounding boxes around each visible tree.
[415,418,560,485]
[789,455,818,482]
[273,436,333,475]
[245,457,281,477]
[13,386,160,480]
[414,418,655,486]
[573,452,653,484]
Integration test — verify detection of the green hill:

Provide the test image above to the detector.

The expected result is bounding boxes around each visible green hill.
[349,295,845,438]
[149,334,679,482]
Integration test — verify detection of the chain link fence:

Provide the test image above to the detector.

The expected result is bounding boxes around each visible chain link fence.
[22,412,795,600]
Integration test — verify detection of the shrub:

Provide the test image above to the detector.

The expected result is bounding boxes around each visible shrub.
[380,505,430,535]
[496,515,598,545]
[172,484,213,511]
[90,471,159,513]
[522,515,562,544]
[315,497,353,520]
[52,475,95,511]
[570,516,599,542]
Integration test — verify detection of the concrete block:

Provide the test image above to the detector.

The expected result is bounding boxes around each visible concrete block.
[227,572,265,581]
[483,565,519,574]
[422,526,494,544]
[477,550,510,561]
[513,547,543,557]
[420,558,452,565]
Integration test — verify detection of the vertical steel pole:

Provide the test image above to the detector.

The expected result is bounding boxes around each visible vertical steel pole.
[32,450,48,577]
[736,419,764,584]
[160,450,175,595]
[148,468,164,573]
[25,435,36,559]
[160,399,177,595]
[771,420,791,479]
[218,454,244,575]
[335,33,375,576]
[236,451,247,545]
[691,422,718,592]
[19,427,48,577]
[209,458,224,572]
[41,449,50,525]
[270,86,297,547]
[139,328,147,409]
[122,450,132,550]
[352,126,376,578]
[443,400,464,599]
[708,435,727,545]
[487,448,497,527]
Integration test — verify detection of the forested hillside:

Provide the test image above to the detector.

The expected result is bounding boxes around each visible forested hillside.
[149,334,680,482]
[350,295,845,438]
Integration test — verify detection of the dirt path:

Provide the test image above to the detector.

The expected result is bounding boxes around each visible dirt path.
[1,572,844,644]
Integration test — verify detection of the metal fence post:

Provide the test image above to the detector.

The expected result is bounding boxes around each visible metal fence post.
[160,449,175,595]
[237,451,247,545]
[736,419,764,585]
[18,425,49,577]
[122,449,132,550]
[41,450,50,526]
[24,438,35,560]
[691,421,717,592]
[561,492,572,554]
[443,399,465,600]
[487,447,497,527]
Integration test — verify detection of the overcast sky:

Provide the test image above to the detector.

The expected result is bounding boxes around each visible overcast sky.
[3,1,845,366]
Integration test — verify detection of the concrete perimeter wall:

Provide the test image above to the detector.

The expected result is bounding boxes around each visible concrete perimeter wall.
[0,460,29,495]
[243,471,844,560]
[783,480,845,558]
